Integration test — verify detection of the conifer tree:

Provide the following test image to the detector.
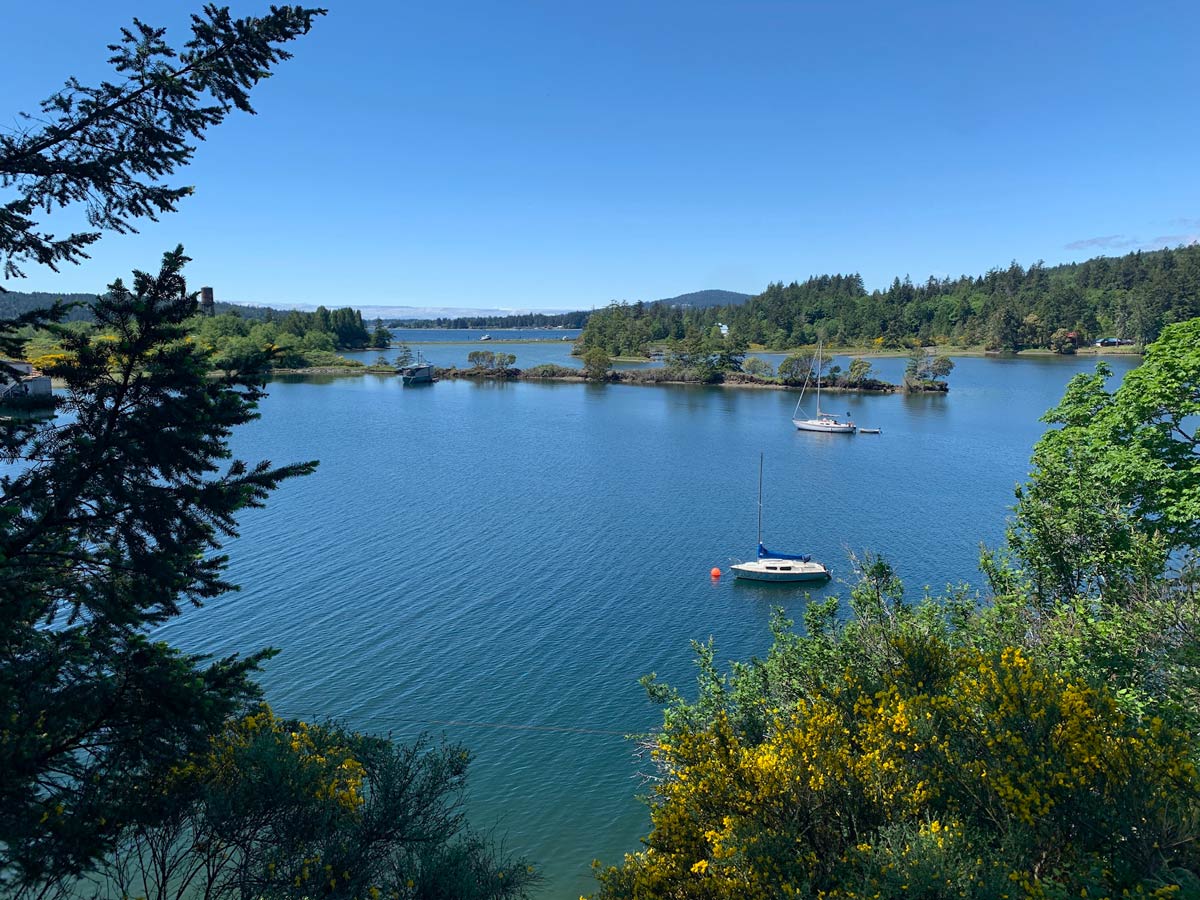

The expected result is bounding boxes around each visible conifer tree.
[0,5,325,282]
[1,12,541,898]
[0,249,318,887]
[0,4,329,887]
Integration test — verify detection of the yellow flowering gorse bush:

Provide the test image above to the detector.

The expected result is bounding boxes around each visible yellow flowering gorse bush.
[594,635,1200,900]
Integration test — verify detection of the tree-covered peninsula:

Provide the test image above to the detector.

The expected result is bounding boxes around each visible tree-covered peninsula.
[15,305,377,372]
[575,245,1200,357]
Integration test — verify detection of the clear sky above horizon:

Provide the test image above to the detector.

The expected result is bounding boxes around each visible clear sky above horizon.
[3,1,1199,312]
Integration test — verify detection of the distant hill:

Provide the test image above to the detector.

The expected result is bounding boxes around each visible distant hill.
[0,291,100,322]
[394,289,752,328]
[0,286,754,330]
[0,288,292,323]
[656,289,752,309]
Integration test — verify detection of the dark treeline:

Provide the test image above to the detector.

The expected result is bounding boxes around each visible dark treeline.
[578,245,1200,356]
[395,290,750,329]
[253,305,371,348]
[0,291,99,322]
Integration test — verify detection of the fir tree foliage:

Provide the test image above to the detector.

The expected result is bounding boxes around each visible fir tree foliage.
[0,4,326,281]
[0,248,319,888]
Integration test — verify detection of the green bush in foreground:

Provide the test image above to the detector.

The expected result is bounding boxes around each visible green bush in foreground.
[75,706,538,900]
[594,595,1200,899]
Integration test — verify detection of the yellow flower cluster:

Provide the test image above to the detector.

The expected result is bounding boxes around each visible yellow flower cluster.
[597,636,1199,899]
[173,705,366,812]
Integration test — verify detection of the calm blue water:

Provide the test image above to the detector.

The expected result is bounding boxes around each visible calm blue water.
[155,354,1137,897]
[343,341,593,371]
[388,327,582,343]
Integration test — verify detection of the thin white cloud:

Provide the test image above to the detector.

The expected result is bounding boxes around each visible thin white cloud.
[1064,235,1138,251]
[1064,233,1199,253]
[1141,234,1200,249]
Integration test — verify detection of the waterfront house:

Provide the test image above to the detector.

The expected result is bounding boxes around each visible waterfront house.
[0,359,52,405]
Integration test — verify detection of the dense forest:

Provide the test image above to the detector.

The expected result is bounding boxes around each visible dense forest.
[577,245,1200,356]
[0,291,100,322]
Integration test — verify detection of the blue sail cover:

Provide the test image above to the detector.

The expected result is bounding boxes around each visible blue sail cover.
[758,543,811,562]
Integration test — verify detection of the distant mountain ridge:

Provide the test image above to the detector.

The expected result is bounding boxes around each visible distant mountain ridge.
[0,289,284,323]
[378,289,752,328]
[0,287,753,328]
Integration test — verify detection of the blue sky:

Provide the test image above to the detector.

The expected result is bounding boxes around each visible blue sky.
[3,1,1199,311]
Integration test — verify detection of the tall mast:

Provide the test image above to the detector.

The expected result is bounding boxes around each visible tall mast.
[757,452,763,548]
[815,341,822,417]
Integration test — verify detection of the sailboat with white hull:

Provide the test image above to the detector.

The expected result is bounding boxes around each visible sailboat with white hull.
[730,454,832,583]
[792,342,856,434]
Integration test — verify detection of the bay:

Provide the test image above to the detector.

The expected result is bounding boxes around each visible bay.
[386,327,582,343]
[155,353,1138,897]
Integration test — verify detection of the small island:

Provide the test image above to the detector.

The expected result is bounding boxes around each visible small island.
[429,345,952,393]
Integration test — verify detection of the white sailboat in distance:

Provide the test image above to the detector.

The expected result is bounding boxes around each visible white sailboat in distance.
[792,341,856,434]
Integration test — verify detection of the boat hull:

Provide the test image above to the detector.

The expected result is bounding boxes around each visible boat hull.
[731,559,832,582]
[792,418,856,434]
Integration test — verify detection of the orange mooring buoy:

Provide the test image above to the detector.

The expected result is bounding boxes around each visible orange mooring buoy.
[710,567,722,579]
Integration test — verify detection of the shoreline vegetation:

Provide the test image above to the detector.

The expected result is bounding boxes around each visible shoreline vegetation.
[29,340,1141,400]
[264,363,937,393]
[259,342,1139,389]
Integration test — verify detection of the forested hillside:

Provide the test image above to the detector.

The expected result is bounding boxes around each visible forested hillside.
[578,246,1200,356]
[0,291,99,322]
[660,289,751,309]
[1,288,288,323]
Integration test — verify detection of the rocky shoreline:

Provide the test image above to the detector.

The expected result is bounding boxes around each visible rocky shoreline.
[430,366,948,393]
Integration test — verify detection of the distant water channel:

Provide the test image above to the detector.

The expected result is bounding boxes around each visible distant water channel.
[156,350,1138,897]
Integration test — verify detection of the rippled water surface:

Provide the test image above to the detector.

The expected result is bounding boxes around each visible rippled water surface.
[156,353,1137,897]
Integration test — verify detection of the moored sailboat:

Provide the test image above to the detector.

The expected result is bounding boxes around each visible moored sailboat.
[792,342,856,434]
[730,454,832,583]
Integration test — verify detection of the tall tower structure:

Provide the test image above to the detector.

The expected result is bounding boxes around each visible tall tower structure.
[200,286,215,316]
